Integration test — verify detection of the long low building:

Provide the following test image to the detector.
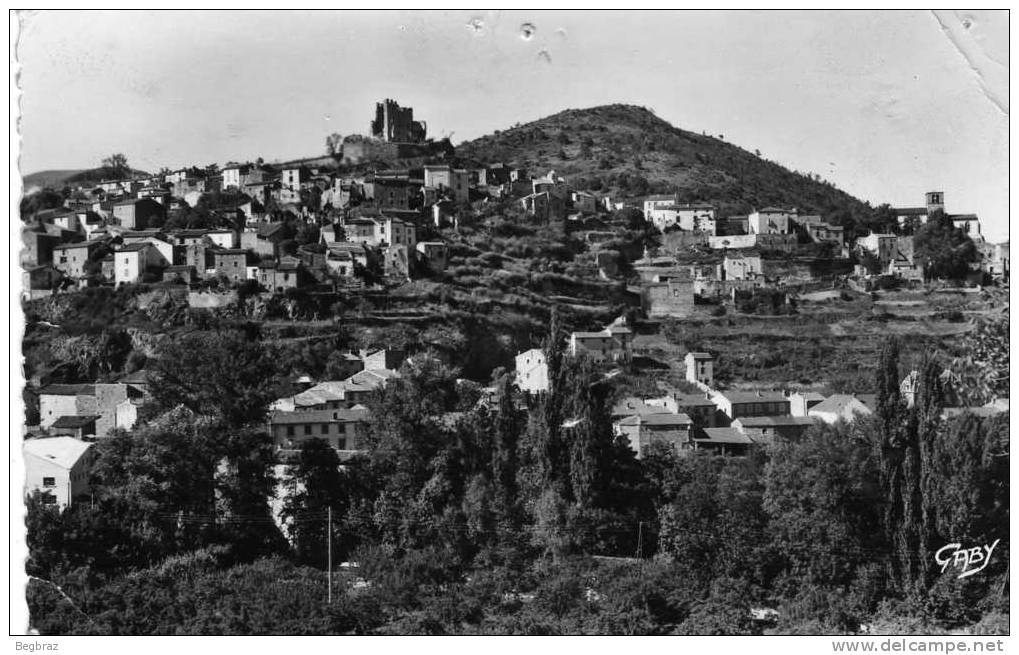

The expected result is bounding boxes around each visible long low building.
[268,407,369,457]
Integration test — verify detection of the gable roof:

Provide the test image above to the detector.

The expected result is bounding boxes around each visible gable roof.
[116,242,153,253]
[671,393,717,408]
[733,416,816,428]
[617,412,692,427]
[52,239,104,251]
[39,384,95,397]
[718,390,789,404]
[698,428,754,444]
[51,415,100,429]
[23,436,92,469]
[611,397,672,418]
[256,222,286,238]
[269,408,368,424]
[809,394,873,417]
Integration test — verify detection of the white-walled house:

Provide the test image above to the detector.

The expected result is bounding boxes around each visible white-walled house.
[114,242,168,285]
[515,348,548,393]
[23,437,94,509]
[748,207,796,235]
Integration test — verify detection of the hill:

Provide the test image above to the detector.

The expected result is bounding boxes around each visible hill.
[22,169,88,193]
[455,104,888,235]
[23,167,151,193]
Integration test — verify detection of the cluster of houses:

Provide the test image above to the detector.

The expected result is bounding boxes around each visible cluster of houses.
[514,331,1009,460]
[20,99,1012,510]
[21,347,409,508]
[23,370,149,508]
[266,348,404,458]
[627,191,1007,319]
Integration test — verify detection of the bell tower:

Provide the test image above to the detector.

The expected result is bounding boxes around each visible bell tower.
[925,191,945,215]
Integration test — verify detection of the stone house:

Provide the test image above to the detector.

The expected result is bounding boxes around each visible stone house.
[258,256,304,292]
[571,191,598,215]
[20,226,62,267]
[568,326,632,363]
[642,279,695,318]
[748,207,796,235]
[415,241,448,274]
[112,198,165,230]
[722,253,763,281]
[212,248,254,283]
[731,416,816,444]
[693,428,754,456]
[255,222,287,258]
[50,415,99,440]
[670,393,720,428]
[114,242,168,285]
[685,352,715,388]
[614,412,693,458]
[53,239,104,279]
[268,408,368,456]
[712,390,790,420]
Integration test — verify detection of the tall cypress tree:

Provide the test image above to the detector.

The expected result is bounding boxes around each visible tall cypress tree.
[915,352,945,586]
[539,306,570,498]
[491,373,523,529]
[876,337,908,586]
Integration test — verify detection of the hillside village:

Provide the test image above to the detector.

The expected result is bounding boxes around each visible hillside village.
[19,99,1010,636]
[20,98,1010,508]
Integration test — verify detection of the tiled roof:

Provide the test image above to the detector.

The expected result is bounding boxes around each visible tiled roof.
[116,243,153,253]
[39,384,95,396]
[734,416,816,427]
[51,415,100,429]
[256,222,285,238]
[53,239,104,251]
[269,408,368,425]
[617,412,692,427]
[808,394,872,416]
[698,428,754,444]
[718,390,789,404]
[671,393,717,407]
[611,397,672,417]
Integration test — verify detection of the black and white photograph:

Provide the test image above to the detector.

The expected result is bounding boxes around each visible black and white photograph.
[8,8,1011,644]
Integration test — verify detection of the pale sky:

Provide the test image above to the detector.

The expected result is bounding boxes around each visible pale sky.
[14,9,1009,240]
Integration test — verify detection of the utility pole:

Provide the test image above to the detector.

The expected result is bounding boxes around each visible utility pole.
[636,521,644,560]
[327,506,333,605]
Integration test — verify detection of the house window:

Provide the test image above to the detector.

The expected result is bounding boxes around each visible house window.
[287,426,295,437]
[321,424,329,435]
[337,438,347,450]
[41,493,57,506]
[42,477,55,487]
[304,425,312,436]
